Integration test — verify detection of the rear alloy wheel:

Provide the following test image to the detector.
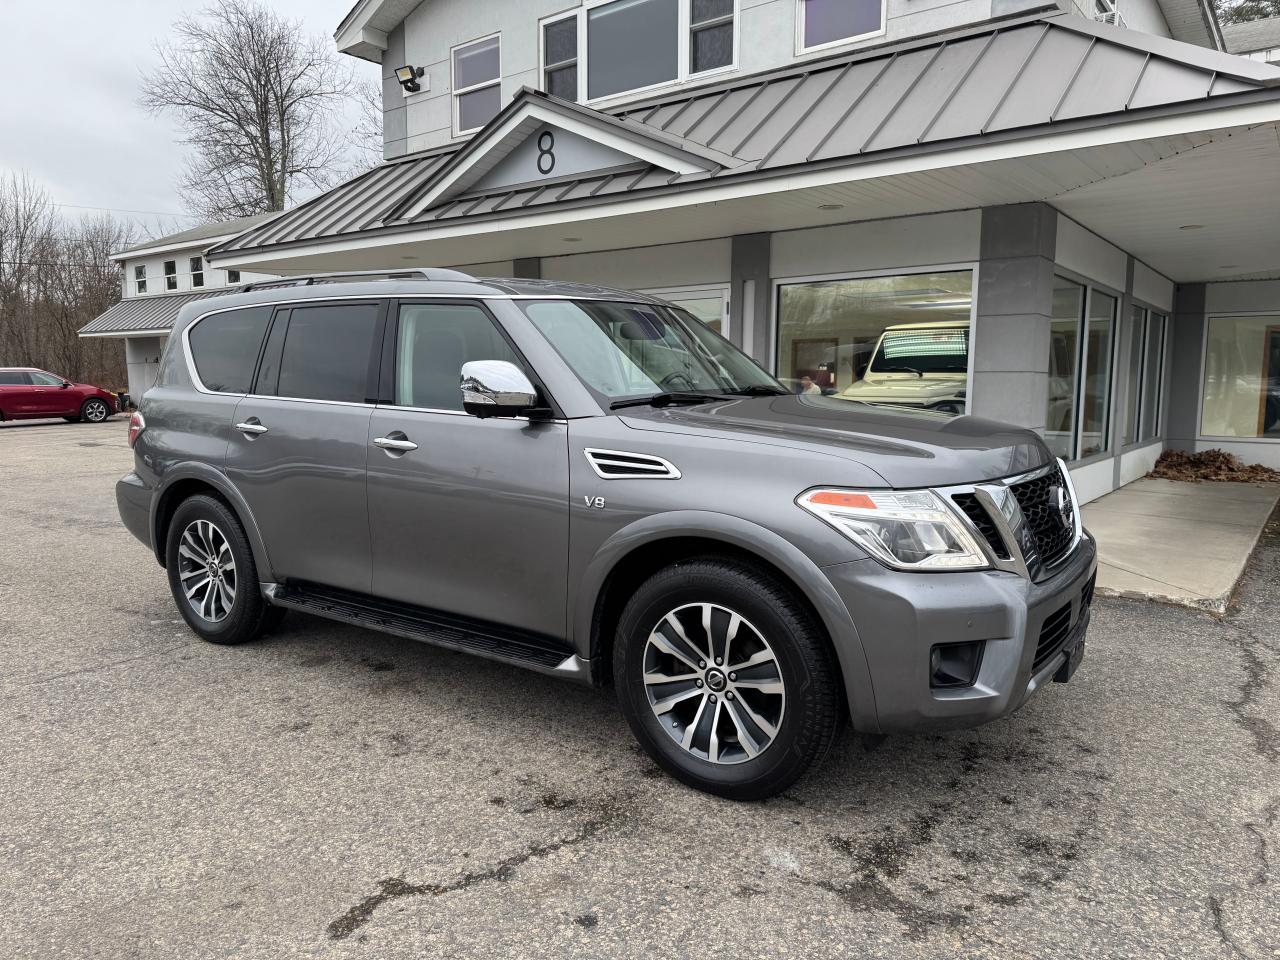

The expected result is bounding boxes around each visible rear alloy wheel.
[81,398,111,423]
[166,494,284,645]
[615,559,842,800]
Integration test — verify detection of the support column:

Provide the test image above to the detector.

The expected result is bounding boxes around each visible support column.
[1165,282,1206,453]
[730,233,772,363]
[972,203,1057,431]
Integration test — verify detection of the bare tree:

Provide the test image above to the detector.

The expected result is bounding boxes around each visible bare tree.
[350,76,387,172]
[140,0,355,221]
[0,172,135,387]
[1215,0,1280,22]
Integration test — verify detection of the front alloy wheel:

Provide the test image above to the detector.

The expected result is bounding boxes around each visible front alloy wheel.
[643,603,785,764]
[615,559,842,800]
[82,398,110,422]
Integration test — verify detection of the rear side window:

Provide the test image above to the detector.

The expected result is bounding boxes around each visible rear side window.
[188,307,272,393]
[0,371,30,385]
[395,303,520,411]
[274,303,380,404]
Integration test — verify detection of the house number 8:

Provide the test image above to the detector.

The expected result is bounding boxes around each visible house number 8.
[537,131,556,175]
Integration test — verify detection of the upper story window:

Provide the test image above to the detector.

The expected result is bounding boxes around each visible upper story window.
[164,260,178,291]
[542,16,579,101]
[227,269,241,284]
[452,34,502,136]
[542,0,738,106]
[798,0,885,53]
[691,0,735,73]
[189,256,204,288]
[134,265,147,295]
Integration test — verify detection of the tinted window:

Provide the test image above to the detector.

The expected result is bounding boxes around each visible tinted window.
[395,303,520,411]
[0,371,29,385]
[188,307,272,393]
[276,303,380,403]
[588,0,679,99]
[29,371,64,386]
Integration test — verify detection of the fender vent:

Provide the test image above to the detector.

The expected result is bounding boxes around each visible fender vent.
[584,448,681,479]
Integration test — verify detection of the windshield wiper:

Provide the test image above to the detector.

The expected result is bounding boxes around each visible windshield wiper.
[876,365,924,378]
[725,384,788,397]
[610,391,725,410]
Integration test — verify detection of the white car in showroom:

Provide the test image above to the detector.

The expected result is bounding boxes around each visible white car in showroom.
[836,320,969,415]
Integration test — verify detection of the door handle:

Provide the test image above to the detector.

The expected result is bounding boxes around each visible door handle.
[236,420,268,436]
[373,435,418,452]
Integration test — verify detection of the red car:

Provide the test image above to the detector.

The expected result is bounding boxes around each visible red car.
[0,368,121,424]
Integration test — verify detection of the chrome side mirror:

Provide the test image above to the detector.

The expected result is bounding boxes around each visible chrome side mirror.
[460,360,538,419]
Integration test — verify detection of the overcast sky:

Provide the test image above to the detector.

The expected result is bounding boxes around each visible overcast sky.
[0,0,378,235]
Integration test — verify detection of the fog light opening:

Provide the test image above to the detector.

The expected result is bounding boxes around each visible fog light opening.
[930,641,983,689]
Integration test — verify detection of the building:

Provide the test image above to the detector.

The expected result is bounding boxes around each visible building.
[117,0,1279,503]
[78,214,277,401]
[1222,14,1280,63]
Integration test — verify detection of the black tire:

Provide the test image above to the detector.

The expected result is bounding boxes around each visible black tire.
[80,398,112,423]
[613,558,843,800]
[165,494,282,645]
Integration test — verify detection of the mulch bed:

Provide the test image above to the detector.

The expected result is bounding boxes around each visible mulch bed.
[1148,448,1280,483]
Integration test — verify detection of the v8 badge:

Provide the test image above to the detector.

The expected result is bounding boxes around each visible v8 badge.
[583,495,606,509]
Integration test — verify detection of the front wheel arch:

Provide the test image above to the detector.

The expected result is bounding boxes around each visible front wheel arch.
[577,513,878,732]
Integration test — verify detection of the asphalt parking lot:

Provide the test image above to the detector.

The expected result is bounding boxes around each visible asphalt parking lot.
[1,418,1277,959]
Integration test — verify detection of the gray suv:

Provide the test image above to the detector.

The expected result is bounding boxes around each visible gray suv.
[116,270,1096,799]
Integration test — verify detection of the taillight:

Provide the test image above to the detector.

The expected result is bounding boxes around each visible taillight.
[128,411,146,448]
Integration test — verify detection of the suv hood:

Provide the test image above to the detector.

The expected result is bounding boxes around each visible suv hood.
[618,395,1050,488]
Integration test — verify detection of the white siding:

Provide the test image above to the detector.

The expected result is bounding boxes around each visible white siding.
[541,238,732,288]
[1055,216,1127,292]
[120,248,273,299]
[771,210,980,278]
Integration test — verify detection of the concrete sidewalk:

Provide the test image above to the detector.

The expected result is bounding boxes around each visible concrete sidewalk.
[1082,476,1280,612]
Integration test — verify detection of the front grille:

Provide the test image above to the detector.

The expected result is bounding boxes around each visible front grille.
[1008,467,1076,570]
[1081,572,1096,609]
[1033,602,1073,673]
[951,492,1009,558]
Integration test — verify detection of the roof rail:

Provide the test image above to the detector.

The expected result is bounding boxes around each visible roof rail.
[237,268,476,292]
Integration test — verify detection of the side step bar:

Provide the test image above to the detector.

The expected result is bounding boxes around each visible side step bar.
[264,582,588,680]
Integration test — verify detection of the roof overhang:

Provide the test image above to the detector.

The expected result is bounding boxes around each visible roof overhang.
[334,0,420,62]
[1155,0,1224,50]
[109,233,241,263]
[211,97,1280,284]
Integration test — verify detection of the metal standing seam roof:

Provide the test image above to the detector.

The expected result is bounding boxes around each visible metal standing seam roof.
[210,11,1280,258]
[78,290,227,337]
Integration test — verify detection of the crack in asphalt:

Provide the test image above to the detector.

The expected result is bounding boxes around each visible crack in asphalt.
[1217,621,1280,764]
[326,797,628,941]
[15,641,191,687]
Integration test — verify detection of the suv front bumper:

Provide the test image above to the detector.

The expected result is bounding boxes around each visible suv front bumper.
[822,533,1097,734]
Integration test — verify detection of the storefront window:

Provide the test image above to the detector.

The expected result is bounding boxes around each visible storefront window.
[1079,290,1116,458]
[776,270,971,414]
[1140,313,1165,441]
[1122,304,1145,447]
[1046,278,1084,459]
[1202,315,1280,438]
[645,285,728,336]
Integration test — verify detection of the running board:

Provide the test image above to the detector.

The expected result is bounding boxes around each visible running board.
[264,582,587,679]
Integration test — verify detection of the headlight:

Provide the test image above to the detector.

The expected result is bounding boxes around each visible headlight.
[797,488,989,571]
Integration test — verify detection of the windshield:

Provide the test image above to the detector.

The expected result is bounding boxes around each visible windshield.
[868,327,969,375]
[518,299,782,401]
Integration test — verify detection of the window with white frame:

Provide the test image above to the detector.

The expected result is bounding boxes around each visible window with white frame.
[1045,277,1118,460]
[798,0,885,52]
[543,0,737,105]
[690,0,735,74]
[164,260,177,291]
[452,35,501,135]
[227,269,241,284]
[543,16,579,102]
[134,264,147,295]
[189,256,204,288]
